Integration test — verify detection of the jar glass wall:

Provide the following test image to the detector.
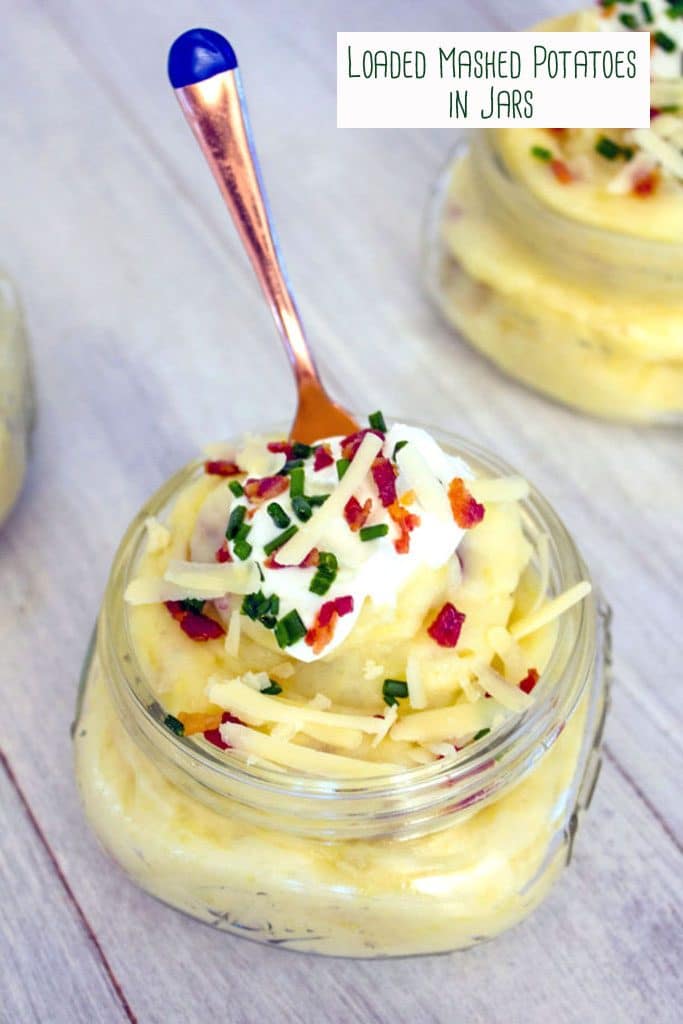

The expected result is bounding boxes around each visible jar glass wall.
[0,273,34,525]
[424,132,683,424]
[74,430,611,958]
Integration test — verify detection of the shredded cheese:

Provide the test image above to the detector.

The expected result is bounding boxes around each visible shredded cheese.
[390,702,495,744]
[406,653,427,710]
[224,608,241,657]
[371,703,398,747]
[276,432,383,564]
[219,723,400,777]
[207,678,388,735]
[631,127,683,182]
[164,559,259,596]
[396,444,451,522]
[509,581,591,641]
[144,516,171,554]
[363,659,385,681]
[124,577,226,605]
[468,476,530,504]
[473,663,532,713]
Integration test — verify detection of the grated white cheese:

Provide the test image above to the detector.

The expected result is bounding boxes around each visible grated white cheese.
[510,581,591,641]
[363,659,385,681]
[207,678,389,735]
[468,476,530,504]
[396,443,452,523]
[224,608,241,657]
[631,126,683,182]
[124,576,226,605]
[235,436,286,477]
[275,432,383,564]
[371,703,398,747]
[390,701,496,744]
[144,516,171,554]
[473,663,532,713]
[164,559,259,596]
[219,723,400,777]
[406,653,427,710]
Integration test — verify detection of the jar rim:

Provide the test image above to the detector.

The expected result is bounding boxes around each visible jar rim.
[475,128,683,254]
[98,421,599,831]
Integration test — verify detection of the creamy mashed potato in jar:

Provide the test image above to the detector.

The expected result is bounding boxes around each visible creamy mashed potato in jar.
[74,419,609,956]
[426,4,683,422]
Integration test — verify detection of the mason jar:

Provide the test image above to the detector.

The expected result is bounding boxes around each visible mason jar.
[0,272,34,525]
[73,429,611,957]
[424,132,683,424]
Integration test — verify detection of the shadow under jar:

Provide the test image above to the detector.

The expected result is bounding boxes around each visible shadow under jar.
[74,429,611,958]
[425,132,683,424]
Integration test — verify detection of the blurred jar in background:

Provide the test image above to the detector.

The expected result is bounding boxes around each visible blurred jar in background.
[0,273,34,526]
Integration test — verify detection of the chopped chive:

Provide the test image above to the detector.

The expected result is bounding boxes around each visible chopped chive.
[317,551,338,572]
[274,609,307,648]
[179,598,204,614]
[233,539,253,561]
[164,714,185,736]
[267,502,291,529]
[359,523,389,542]
[226,504,246,540]
[261,681,283,695]
[659,104,680,113]
[383,694,398,707]
[530,145,552,161]
[291,495,313,522]
[257,563,265,582]
[241,590,268,619]
[336,458,350,480]
[368,410,387,432]
[307,493,329,507]
[309,575,333,596]
[392,439,408,459]
[382,679,408,699]
[267,594,280,616]
[666,3,683,20]
[263,525,298,555]
[280,458,304,475]
[654,29,676,51]
[289,466,305,498]
[473,728,491,742]
[260,614,277,630]
[640,1,653,22]
[228,480,244,497]
[618,12,638,27]
[291,442,313,460]
[234,522,251,542]
[595,135,621,160]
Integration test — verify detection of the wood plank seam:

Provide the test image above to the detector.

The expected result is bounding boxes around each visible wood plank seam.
[0,749,139,1024]
[603,744,682,854]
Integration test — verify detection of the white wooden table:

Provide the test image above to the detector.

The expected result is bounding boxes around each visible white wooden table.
[1,2,681,1021]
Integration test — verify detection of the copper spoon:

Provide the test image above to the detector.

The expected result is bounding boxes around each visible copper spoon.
[168,29,359,444]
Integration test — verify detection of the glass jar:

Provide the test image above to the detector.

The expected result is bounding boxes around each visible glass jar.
[424,132,683,424]
[0,272,34,525]
[73,428,611,958]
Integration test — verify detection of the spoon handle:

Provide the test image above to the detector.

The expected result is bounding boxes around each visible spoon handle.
[168,29,318,389]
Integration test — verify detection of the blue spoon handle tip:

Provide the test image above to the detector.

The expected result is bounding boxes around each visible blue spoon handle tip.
[168,28,237,88]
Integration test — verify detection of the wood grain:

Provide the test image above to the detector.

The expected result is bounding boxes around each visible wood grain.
[0,0,681,1021]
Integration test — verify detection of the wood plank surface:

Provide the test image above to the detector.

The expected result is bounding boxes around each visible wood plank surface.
[0,0,680,1021]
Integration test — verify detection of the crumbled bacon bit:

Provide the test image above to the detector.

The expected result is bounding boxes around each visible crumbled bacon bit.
[178,710,223,735]
[305,596,353,654]
[314,444,334,471]
[267,440,293,458]
[265,548,319,570]
[388,501,421,554]
[165,601,225,641]
[650,106,661,120]
[215,541,233,563]
[243,475,289,503]
[448,478,485,529]
[632,167,659,196]
[550,158,573,184]
[204,711,242,750]
[547,128,567,136]
[372,456,398,507]
[427,602,466,648]
[344,495,372,532]
[519,668,540,695]
[340,428,384,461]
[205,460,241,477]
